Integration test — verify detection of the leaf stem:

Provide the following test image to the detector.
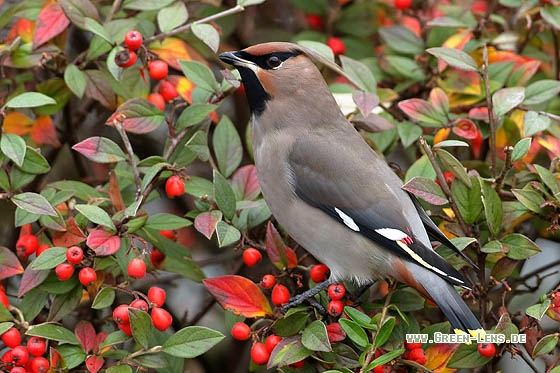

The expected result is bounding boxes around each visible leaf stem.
[115,123,142,200]
[122,345,162,363]
[481,45,497,178]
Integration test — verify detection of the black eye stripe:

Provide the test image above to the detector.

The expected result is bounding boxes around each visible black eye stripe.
[236,51,299,70]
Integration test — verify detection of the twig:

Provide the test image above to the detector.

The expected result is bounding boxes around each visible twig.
[481,45,497,178]
[553,28,560,81]
[495,146,513,195]
[104,0,122,24]
[419,136,470,235]
[144,5,245,43]
[115,123,142,199]
[122,345,162,363]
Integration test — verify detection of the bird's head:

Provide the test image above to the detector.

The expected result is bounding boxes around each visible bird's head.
[220,42,343,117]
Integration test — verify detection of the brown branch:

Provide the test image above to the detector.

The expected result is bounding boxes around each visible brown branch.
[114,123,142,200]
[495,146,513,195]
[104,0,123,24]
[481,45,498,178]
[553,28,560,81]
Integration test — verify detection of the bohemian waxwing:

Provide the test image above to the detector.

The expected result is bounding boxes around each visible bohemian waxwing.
[220,42,483,336]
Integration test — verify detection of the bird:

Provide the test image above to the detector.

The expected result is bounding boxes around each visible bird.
[219,42,483,336]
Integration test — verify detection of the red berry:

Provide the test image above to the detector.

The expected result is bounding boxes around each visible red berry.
[115,49,137,68]
[310,264,330,283]
[36,244,50,257]
[243,248,262,267]
[0,288,9,308]
[12,367,26,373]
[327,37,346,56]
[327,300,344,317]
[404,340,422,350]
[271,284,290,306]
[436,171,455,186]
[394,0,412,10]
[1,327,21,348]
[127,258,147,278]
[151,307,173,331]
[265,334,282,353]
[78,267,97,286]
[113,304,130,325]
[478,342,496,358]
[373,364,392,373]
[158,81,178,101]
[147,286,166,307]
[150,248,166,268]
[130,299,149,312]
[305,14,323,29]
[27,337,47,357]
[159,230,175,240]
[290,360,305,369]
[231,322,251,341]
[408,347,427,365]
[148,60,168,80]
[124,30,143,51]
[250,342,270,365]
[165,175,184,198]
[11,346,29,366]
[328,283,346,300]
[55,263,74,281]
[66,246,83,264]
[118,322,132,336]
[16,234,39,257]
[30,356,49,373]
[260,274,276,289]
[147,93,165,111]
[326,322,346,343]
[1,350,13,364]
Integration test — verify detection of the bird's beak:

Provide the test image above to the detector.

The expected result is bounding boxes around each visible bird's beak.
[219,51,256,71]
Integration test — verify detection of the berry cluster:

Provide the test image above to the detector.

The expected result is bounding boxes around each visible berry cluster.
[402,340,427,366]
[112,286,172,336]
[1,328,49,372]
[115,30,178,111]
[55,245,97,286]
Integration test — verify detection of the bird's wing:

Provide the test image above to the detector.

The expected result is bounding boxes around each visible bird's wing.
[287,136,469,288]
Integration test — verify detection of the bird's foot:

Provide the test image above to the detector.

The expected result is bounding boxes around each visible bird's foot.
[282,280,332,313]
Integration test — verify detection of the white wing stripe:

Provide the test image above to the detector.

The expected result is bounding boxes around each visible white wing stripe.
[375,228,409,241]
[334,207,360,231]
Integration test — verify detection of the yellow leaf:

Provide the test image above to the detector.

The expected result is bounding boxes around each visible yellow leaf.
[425,343,459,373]
[149,37,192,70]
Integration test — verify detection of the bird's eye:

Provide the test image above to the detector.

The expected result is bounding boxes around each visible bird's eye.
[267,56,281,68]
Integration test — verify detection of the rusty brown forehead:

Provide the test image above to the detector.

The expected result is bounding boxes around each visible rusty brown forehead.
[243,42,299,56]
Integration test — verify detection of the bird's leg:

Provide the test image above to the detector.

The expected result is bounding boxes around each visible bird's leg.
[282,280,332,313]
[350,280,377,306]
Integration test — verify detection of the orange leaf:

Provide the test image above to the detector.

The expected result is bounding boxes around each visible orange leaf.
[32,2,70,49]
[434,128,451,144]
[424,343,459,373]
[203,275,272,317]
[53,217,87,247]
[7,18,35,43]
[3,112,34,135]
[31,115,61,147]
[537,136,560,159]
[148,38,192,70]
[167,75,194,103]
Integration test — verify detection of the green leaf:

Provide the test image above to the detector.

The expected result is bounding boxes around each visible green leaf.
[297,40,334,62]
[448,342,491,368]
[31,247,67,270]
[186,130,210,162]
[1,133,26,167]
[523,111,551,136]
[526,299,551,321]
[106,365,133,373]
[56,344,86,369]
[344,306,375,329]
[17,147,50,174]
[339,319,368,348]
[48,284,82,321]
[532,334,559,359]
[64,64,87,98]
[129,308,153,349]
[433,140,469,149]
[106,98,166,134]
[238,0,266,6]
[302,320,332,352]
[480,179,502,237]
[426,47,478,72]
[535,164,560,197]
[0,322,14,335]
[374,317,395,349]
[213,115,242,178]
[140,162,169,193]
[522,79,560,105]
[176,104,217,131]
[437,149,471,187]
[215,221,241,247]
[541,6,560,29]
[402,176,448,205]
[272,312,309,337]
[511,137,531,162]
[405,155,436,182]
[385,55,425,81]
[379,26,423,55]
[397,121,422,147]
[72,136,126,163]
[157,1,188,33]
[26,323,81,345]
[451,177,483,224]
[98,330,130,350]
[179,60,219,93]
[492,87,525,118]
[83,17,112,43]
[366,348,405,370]
[398,99,446,125]
[75,204,116,231]
[92,287,116,309]
[12,192,57,216]
[162,326,224,358]
[123,0,175,10]
[512,188,545,213]
[268,335,313,368]
[145,213,192,230]
[192,23,219,53]
[213,170,236,220]
[481,240,503,254]
[5,92,56,108]
[340,55,377,93]
[502,233,541,260]
[184,175,213,199]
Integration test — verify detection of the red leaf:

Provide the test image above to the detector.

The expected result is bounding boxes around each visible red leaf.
[53,217,86,247]
[31,115,61,147]
[266,222,288,270]
[468,107,489,123]
[105,98,165,134]
[0,247,24,281]
[194,211,221,239]
[75,321,97,353]
[326,322,346,343]
[49,347,63,369]
[429,87,449,116]
[93,332,108,354]
[352,90,379,117]
[87,228,121,256]
[32,3,70,49]
[18,266,49,297]
[398,99,446,125]
[452,118,479,140]
[402,176,448,206]
[86,355,104,373]
[231,165,261,201]
[203,275,272,317]
[286,248,298,269]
